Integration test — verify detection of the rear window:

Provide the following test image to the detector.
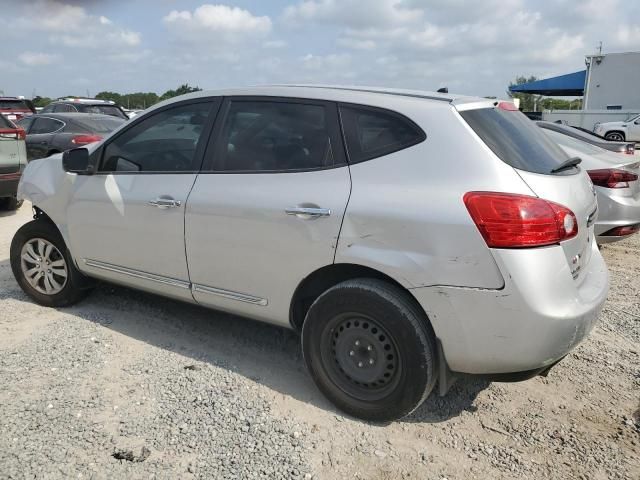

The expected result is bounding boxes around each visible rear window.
[70,116,125,134]
[460,107,571,175]
[78,104,127,119]
[0,99,33,111]
[340,105,425,164]
[0,114,14,128]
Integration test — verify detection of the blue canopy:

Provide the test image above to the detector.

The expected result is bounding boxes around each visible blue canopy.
[509,70,586,96]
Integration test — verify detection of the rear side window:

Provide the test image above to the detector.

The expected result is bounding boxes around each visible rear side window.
[80,105,127,119]
[30,117,65,134]
[214,101,335,172]
[460,107,571,175]
[340,105,425,164]
[54,104,76,113]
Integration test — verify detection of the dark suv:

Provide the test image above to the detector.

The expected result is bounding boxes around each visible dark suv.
[41,98,128,120]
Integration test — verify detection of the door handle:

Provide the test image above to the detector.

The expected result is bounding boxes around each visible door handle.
[285,207,331,218]
[148,197,182,209]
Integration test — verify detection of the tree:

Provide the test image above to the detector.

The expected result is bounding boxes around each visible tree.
[508,75,540,111]
[31,96,53,108]
[160,84,202,101]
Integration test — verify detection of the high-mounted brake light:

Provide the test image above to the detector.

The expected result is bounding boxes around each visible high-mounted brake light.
[71,134,102,145]
[497,101,518,111]
[588,169,638,188]
[464,192,578,248]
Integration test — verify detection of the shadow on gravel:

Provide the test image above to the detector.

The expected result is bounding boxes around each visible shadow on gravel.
[7,276,488,424]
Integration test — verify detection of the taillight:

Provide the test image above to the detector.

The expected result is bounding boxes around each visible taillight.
[601,224,640,237]
[0,128,25,140]
[588,169,638,188]
[464,192,578,248]
[71,134,102,145]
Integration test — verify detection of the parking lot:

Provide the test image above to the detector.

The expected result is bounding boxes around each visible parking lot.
[0,203,637,479]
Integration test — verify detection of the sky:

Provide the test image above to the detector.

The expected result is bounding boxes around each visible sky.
[0,0,638,99]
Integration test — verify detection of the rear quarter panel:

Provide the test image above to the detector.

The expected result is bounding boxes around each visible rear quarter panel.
[336,99,536,289]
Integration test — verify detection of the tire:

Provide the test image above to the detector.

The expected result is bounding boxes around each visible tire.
[302,278,437,422]
[0,196,23,211]
[605,131,625,141]
[10,219,91,307]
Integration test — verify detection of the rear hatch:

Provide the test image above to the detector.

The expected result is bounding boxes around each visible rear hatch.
[458,101,598,283]
[0,99,35,122]
[0,115,25,176]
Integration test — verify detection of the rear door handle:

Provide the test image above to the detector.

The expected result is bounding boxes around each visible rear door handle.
[285,207,331,218]
[148,197,182,209]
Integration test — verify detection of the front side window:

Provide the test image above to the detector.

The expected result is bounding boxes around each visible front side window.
[30,117,64,134]
[214,101,334,172]
[340,105,425,163]
[100,101,213,173]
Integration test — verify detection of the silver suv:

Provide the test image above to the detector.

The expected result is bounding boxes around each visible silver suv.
[11,86,609,421]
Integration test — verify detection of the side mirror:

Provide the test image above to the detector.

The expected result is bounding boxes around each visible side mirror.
[62,148,92,174]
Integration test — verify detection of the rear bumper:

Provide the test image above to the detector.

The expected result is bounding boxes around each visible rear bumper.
[594,189,640,243]
[410,240,609,374]
[0,175,20,198]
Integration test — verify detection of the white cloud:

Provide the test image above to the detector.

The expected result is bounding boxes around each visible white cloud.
[164,4,272,40]
[22,1,141,50]
[19,51,58,66]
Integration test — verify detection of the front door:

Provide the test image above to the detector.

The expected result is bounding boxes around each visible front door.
[185,98,351,325]
[66,99,219,301]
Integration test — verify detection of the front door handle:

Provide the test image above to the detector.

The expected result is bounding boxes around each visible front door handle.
[285,206,331,218]
[148,197,182,209]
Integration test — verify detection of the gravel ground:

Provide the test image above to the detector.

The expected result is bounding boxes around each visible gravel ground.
[0,204,638,479]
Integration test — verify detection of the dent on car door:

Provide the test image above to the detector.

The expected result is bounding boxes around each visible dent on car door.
[185,98,351,326]
[66,99,220,301]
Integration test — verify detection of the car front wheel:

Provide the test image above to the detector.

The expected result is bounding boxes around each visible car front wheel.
[302,278,437,422]
[605,132,625,141]
[10,219,90,307]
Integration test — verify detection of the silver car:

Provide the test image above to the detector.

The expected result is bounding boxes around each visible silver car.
[543,128,640,242]
[10,86,609,421]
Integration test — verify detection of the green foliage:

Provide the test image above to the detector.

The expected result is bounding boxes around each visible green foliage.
[31,96,53,108]
[159,84,202,102]
[508,75,582,112]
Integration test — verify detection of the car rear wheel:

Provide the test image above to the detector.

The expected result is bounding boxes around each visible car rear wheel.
[302,278,437,421]
[605,132,625,141]
[10,220,90,307]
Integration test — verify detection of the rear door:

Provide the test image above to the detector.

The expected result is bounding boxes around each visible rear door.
[27,117,65,160]
[459,103,597,282]
[185,97,350,326]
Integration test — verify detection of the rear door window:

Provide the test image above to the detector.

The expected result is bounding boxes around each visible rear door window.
[339,105,425,164]
[460,107,572,175]
[30,117,65,134]
[213,100,338,172]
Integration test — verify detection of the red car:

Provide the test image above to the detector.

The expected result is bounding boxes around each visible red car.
[0,97,36,123]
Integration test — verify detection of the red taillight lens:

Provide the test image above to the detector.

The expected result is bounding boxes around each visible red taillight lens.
[601,224,640,237]
[497,101,518,111]
[588,169,638,188]
[71,134,102,145]
[0,128,25,140]
[464,192,578,248]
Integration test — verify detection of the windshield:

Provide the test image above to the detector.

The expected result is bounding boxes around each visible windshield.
[543,129,607,156]
[71,116,125,133]
[0,100,33,111]
[79,104,128,119]
[624,113,640,122]
[460,107,571,175]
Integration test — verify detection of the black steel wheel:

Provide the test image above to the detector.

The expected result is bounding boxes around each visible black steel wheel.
[302,278,437,422]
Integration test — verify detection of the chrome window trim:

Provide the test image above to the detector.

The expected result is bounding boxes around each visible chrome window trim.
[192,284,268,306]
[83,259,190,289]
[83,259,268,306]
